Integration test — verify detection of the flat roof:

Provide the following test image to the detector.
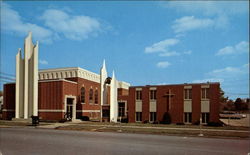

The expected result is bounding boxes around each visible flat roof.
[130,82,220,88]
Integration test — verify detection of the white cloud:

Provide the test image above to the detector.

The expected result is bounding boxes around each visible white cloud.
[159,51,180,57]
[172,16,214,33]
[183,50,192,55]
[166,1,248,34]
[216,41,249,56]
[156,61,171,68]
[208,64,249,79]
[1,3,53,44]
[164,1,248,16]
[39,60,48,65]
[40,9,101,40]
[145,39,180,57]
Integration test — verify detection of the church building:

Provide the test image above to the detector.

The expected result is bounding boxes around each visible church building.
[2,33,220,124]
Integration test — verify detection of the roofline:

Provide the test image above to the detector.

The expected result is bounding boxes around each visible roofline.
[130,82,220,88]
[39,67,100,77]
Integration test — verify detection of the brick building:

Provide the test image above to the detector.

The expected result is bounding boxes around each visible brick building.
[2,32,220,124]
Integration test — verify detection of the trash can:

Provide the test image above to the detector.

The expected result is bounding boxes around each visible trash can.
[31,115,39,126]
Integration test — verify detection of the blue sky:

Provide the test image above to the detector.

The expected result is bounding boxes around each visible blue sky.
[0,1,249,99]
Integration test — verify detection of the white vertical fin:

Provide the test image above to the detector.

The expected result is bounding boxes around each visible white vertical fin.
[110,70,118,122]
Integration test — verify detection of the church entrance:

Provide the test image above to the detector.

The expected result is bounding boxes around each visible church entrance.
[66,98,73,120]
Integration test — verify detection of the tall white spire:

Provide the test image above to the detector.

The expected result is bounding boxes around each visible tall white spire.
[15,32,38,119]
[100,59,108,107]
[110,70,118,122]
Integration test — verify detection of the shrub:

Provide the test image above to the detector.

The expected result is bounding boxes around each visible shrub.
[59,119,67,123]
[176,122,184,125]
[206,121,223,127]
[80,116,90,121]
[143,120,149,124]
[121,118,128,123]
[153,120,160,124]
[193,120,200,125]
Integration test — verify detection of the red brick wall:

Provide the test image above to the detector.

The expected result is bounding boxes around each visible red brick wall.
[128,83,220,124]
[39,81,64,110]
[39,112,64,121]
[2,83,15,120]
[209,83,220,122]
[66,77,101,119]
[128,88,136,122]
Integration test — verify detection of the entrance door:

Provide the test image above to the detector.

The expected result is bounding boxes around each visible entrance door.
[66,98,73,120]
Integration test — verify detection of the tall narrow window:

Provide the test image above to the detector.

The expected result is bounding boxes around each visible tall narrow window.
[94,89,98,104]
[202,113,209,123]
[184,89,192,99]
[201,88,209,99]
[136,90,142,100]
[81,87,85,103]
[184,112,192,123]
[118,102,125,117]
[150,90,157,100]
[89,88,93,102]
[136,112,142,122]
[150,112,157,122]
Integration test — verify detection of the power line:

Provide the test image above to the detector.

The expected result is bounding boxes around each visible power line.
[0,72,15,77]
[0,76,15,81]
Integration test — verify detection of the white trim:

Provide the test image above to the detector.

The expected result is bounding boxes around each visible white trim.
[76,110,101,112]
[149,87,157,90]
[39,79,77,84]
[184,85,192,89]
[201,85,210,88]
[39,109,65,112]
[135,88,142,91]
[65,95,77,121]
[39,67,100,83]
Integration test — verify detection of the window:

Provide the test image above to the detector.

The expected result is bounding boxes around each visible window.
[118,102,125,117]
[201,88,209,99]
[184,89,192,99]
[150,90,157,100]
[202,113,209,123]
[89,88,93,102]
[81,87,85,103]
[94,89,98,104]
[184,112,192,123]
[136,112,142,122]
[150,112,157,122]
[136,90,142,100]
[102,109,110,117]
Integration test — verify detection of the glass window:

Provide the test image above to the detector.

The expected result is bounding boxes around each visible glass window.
[136,112,142,122]
[102,109,110,117]
[136,90,142,100]
[184,112,192,123]
[94,89,98,104]
[89,88,93,101]
[150,90,157,100]
[202,113,209,123]
[118,102,125,117]
[184,89,192,99]
[150,112,157,122]
[80,87,85,103]
[201,88,209,99]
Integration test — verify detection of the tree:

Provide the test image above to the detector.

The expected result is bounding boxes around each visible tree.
[219,88,228,103]
[234,98,243,110]
[0,91,2,97]
[219,88,229,111]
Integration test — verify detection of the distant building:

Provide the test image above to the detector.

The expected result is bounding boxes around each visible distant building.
[2,33,220,124]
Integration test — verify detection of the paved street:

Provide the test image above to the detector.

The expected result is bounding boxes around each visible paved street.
[0,127,249,155]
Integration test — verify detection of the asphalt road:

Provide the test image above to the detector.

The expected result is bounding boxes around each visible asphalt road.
[0,127,249,155]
